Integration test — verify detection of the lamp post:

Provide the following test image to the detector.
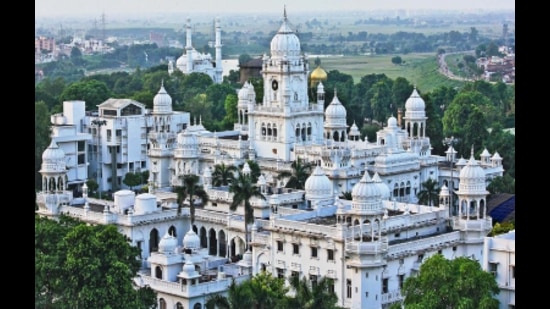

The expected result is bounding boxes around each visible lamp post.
[92,119,107,199]
[443,136,458,217]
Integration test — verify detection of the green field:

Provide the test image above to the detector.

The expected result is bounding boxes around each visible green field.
[315,53,465,93]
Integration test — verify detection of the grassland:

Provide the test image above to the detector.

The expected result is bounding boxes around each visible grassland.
[316,53,465,93]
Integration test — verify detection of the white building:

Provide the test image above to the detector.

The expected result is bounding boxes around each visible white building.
[168,17,223,84]
[483,230,515,309]
[37,9,508,309]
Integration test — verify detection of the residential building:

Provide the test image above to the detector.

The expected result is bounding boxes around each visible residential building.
[483,230,515,309]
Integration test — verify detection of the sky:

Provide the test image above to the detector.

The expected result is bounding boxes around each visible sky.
[36,0,515,18]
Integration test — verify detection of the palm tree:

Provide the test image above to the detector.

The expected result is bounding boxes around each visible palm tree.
[212,162,237,186]
[287,275,341,309]
[277,157,313,190]
[174,174,209,224]
[229,170,266,252]
[417,178,440,206]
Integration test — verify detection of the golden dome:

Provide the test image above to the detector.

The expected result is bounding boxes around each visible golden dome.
[310,65,328,81]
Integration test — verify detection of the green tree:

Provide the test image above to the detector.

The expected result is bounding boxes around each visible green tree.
[35,101,52,190]
[123,172,142,190]
[487,175,515,195]
[391,55,402,65]
[174,174,209,223]
[221,93,239,130]
[86,179,99,196]
[277,157,313,190]
[229,170,266,251]
[35,215,157,309]
[70,46,84,66]
[416,178,440,206]
[212,162,238,186]
[399,254,499,309]
[287,275,341,309]
[59,79,113,111]
[368,80,393,123]
[488,221,515,236]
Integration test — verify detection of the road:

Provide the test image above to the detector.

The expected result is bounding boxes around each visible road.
[437,50,476,82]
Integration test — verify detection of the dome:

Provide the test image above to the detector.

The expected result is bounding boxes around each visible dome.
[305,166,333,197]
[310,66,328,81]
[182,259,196,275]
[480,148,491,157]
[242,250,253,264]
[177,130,198,147]
[270,14,301,58]
[158,232,178,254]
[242,162,251,175]
[351,171,380,201]
[439,184,450,197]
[372,172,391,200]
[404,88,425,112]
[238,83,250,100]
[42,139,66,163]
[349,122,360,136]
[153,82,173,114]
[459,155,485,180]
[257,174,267,186]
[325,91,347,121]
[183,229,200,250]
[387,116,398,128]
[456,157,468,167]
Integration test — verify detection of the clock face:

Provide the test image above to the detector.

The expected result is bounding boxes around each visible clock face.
[272,80,278,90]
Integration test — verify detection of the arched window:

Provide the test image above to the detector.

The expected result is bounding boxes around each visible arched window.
[159,298,167,309]
[193,303,202,309]
[176,303,184,309]
[168,226,177,237]
[155,266,163,279]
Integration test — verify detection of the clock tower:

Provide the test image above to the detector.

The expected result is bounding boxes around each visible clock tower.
[247,8,324,162]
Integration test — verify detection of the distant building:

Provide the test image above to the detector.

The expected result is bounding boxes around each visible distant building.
[238,57,263,84]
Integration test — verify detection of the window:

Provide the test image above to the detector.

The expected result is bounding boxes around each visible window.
[327,249,334,261]
[78,154,86,164]
[293,243,300,255]
[311,247,318,258]
[159,298,166,309]
[489,262,498,277]
[417,254,424,263]
[277,241,283,252]
[382,278,388,293]
[291,271,299,278]
[277,268,285,279]
[310,275,318,287]
[78,140,85,151]
[346,279,352,298]
[399,274,405,289]
[511,265,515,278]
[176,303,184,309]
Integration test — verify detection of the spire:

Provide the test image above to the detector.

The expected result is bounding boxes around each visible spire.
[334,88,337,97]
[284,5,287,21]
[471,144,475,158]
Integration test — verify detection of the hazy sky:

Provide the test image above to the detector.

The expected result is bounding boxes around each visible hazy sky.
[36,0,514,18]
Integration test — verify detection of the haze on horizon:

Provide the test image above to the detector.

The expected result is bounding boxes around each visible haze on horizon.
[36,0,515,19]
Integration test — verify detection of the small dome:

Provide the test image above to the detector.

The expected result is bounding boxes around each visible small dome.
[310,66,328,81]
[387,116,398,128]
[183,229,200,250]
[405,88,425,112]
[351,171,380,201]
[238,83,250,100]
[182,259,196,274]
[257,174,267,186]
[325,91,347,121]
[480,148,491,157]
[372,172,391,200]
[456,157,468,167]
[305,166,333,198]
[242,250,253,264]
[177,130,198,147]
[153,82,173,113]
[491,152,502,160]
[242,162,251,175]
[42,139,66,163]
[459,155,485,180]
[158,232,178,254]
[349,122,360,136]
[439,184,450,197]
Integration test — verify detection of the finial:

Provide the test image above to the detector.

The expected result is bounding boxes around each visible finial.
[161,79,164,88]
[334,88,337,97]
[471,144,474,158]
[284,5,287,20]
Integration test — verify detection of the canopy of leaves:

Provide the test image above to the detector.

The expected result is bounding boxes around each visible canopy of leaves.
[400,254,500,309]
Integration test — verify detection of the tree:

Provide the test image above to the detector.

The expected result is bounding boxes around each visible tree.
[123,172,141,190]
[212,162,238,186]
[488,221,515,236]
[416,178,440,206]
[35,215,157,309]
[277,157,313,190]
[229,170,266,251]
[399,254,500,309]
[35,101,52,190]
[287,275,341,309]
[174,174,209,223]
[391,55,402,65]
[59,79,113,111]
[206,272,289,309]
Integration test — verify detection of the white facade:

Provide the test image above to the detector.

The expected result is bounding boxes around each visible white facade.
[37,10,509,309]
[483,230,515,309]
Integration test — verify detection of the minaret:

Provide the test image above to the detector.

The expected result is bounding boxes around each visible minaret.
[36,139,71,215]
[214,17,223,83]
[186,18,193,74]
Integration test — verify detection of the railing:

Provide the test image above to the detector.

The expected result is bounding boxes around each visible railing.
[381,290,403,305]
[386,231,461,257]
[345,238,388,254]
[273,218,337,235]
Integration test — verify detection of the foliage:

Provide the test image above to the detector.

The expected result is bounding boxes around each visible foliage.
[391,55,403,65]
[85,179,99,194]
[488,221,515,236]
[212,162,238,186]
[174,174,209,223]
[229,170,266,251]
[417,178,440,206]
[277,157,313,190]
[59,79,113,111]
[123,172,142,190]
[340,191,352,200]
[487,175,515,195]
[35,215,157,309]
[399,254,499,309]
[287,275,341,309]
[35,101,52,190]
